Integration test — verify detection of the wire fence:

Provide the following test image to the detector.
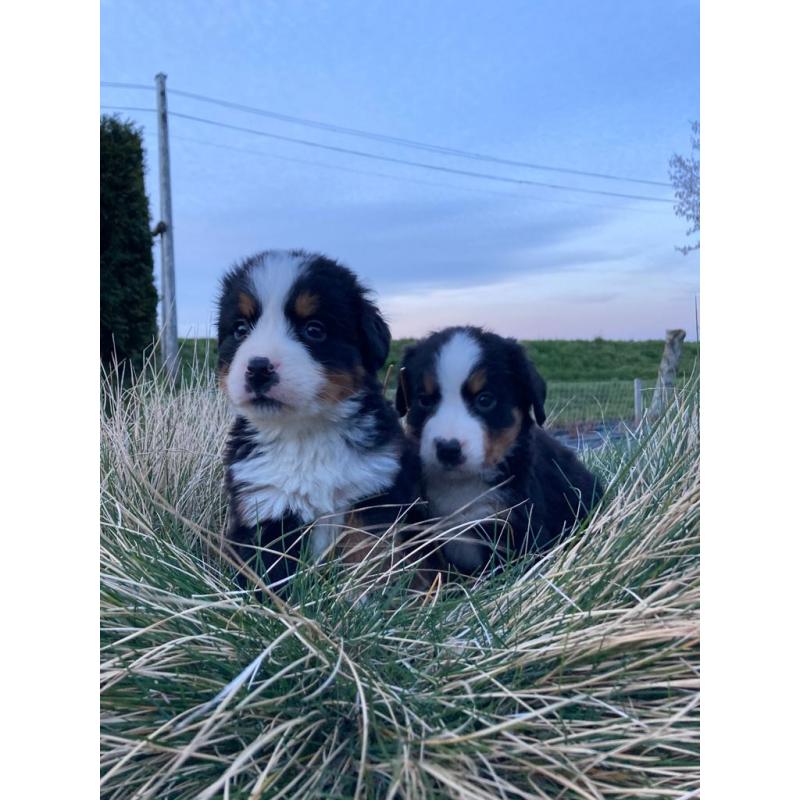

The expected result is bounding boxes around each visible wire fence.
[544,379,682,450]
[545,379,686,431]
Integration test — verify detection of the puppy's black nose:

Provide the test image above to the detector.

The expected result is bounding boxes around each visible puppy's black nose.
[245,357,278,392]
[435,438,464,467]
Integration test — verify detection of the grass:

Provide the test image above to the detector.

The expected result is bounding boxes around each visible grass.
[180,337,699,385]
[387,338,699,384]
[101,352,699,799]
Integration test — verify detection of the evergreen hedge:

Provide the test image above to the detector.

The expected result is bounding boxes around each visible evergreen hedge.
[100,116,158,372]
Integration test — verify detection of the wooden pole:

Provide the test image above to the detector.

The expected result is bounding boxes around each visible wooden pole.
[155,73,179,381]
[649,329,686,417]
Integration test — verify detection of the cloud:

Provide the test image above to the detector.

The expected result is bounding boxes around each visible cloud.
[380,261,697,341]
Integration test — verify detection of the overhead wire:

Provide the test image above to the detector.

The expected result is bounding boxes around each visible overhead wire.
[100,105,673,204]
[100,80,671,188]
[153,132,665,214]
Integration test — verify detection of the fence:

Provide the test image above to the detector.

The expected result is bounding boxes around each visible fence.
[545,379,684,431]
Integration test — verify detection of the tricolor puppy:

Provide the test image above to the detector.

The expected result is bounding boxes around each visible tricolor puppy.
[396,326,603,574]
[217,249,419,591]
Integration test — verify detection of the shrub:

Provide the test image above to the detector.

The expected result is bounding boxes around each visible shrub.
[100,115,158,372]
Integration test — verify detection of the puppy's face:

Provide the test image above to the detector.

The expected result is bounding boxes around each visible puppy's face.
[397,328,547,479]
[217,250,390,423]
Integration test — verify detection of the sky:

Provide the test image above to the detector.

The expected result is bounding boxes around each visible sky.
[100,0,699,341]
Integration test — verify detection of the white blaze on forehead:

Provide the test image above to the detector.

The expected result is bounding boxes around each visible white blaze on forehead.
[436,331,481,394]
[420,331,486,476]
[226,251,326,415]
[249,250,308,319]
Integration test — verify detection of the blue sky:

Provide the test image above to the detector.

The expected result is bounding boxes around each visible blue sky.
[101,0,699,340]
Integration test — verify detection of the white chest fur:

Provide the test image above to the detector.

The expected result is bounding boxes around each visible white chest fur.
[426,472,505,522]
[425,472,508,572]
[230,422,401,531]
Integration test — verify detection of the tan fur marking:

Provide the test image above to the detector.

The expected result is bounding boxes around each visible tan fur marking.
[422,372,437,395]
[318,367,365,403]
[467,368,487,394]
[238,292,256,318]
[339,514,389,570]
[294,291,320,318]
[484,408,523,466]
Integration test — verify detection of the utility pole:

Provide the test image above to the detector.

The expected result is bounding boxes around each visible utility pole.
[155,72,179,381]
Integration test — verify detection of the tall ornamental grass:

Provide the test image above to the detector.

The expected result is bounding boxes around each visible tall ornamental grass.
[101,353,699,799]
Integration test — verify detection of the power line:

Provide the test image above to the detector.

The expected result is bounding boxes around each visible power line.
[158,132,665,214]
[100,80,671,188]
[102,81,152,90]
[100,105,673,204]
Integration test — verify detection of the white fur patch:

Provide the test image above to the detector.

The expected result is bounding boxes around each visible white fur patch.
[231,414,401,531]
[226,252,327,415]
[426,472,503,520]
[420,330,486,476]
[427,473,509,572]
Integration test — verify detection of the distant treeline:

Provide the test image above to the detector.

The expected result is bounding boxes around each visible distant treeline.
[181,337,699,385]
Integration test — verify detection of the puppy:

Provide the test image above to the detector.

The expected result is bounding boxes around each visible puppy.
[217,249,419,591]
[396,326,603,574]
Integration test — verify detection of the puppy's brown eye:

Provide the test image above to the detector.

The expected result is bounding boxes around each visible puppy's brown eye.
[475,391,496,412]
[233,320,250,341]
[418,393,438,409]
[303,320,326,342]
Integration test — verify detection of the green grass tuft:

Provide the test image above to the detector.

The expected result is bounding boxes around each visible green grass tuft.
[101,353,699,799]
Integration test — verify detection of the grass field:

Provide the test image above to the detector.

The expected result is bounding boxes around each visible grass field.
[179,337,699,428]
[101,358,699,799]
[387,338,699,384]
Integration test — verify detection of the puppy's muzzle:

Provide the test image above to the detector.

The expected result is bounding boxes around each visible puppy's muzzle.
[245,357,279,394]
[435,438,465,468]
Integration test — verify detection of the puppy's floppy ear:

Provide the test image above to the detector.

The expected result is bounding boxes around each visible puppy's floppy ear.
[394,344,417,417]
[358,295,391,373]
[506,338,547,426]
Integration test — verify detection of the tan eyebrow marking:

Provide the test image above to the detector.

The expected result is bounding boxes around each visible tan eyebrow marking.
[467,368,487,394]
[423,371,437,394]
[294,291,320,318]
[238,292,256,318]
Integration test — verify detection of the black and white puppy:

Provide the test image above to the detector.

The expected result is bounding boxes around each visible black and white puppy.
[217,249,419,591]
[396,326,602,574]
